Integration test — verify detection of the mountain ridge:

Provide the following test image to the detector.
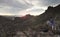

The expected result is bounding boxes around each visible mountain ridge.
[0,4,60,37]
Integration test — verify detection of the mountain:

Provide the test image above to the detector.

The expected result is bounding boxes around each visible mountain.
[31,4,60,34]
[19,4,60,34]
[13,4,60,32]
[0,4,60,37]
[34,4,60,25]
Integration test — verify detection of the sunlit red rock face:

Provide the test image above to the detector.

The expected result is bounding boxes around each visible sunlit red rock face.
[20,15,28,20]
[20,14,33,20]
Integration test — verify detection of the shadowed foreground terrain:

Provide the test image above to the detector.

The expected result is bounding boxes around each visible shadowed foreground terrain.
[0,4,60,37]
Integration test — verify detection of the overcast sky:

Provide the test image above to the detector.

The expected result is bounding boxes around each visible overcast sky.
[0,0,60,17]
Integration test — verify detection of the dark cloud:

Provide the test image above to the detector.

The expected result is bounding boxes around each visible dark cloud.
[38,0,60,6]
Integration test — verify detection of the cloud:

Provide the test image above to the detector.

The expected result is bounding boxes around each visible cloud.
[26,8,45,16]
[26,7,45,12]
[0,0,32,8]
[17,6,46,16]
[24,0,60,16]
[0,0,33,14]
[0,0,60,16]
[34,0,60,7]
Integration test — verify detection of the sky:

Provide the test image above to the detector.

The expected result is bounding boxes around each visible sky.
[0,0,60,17]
